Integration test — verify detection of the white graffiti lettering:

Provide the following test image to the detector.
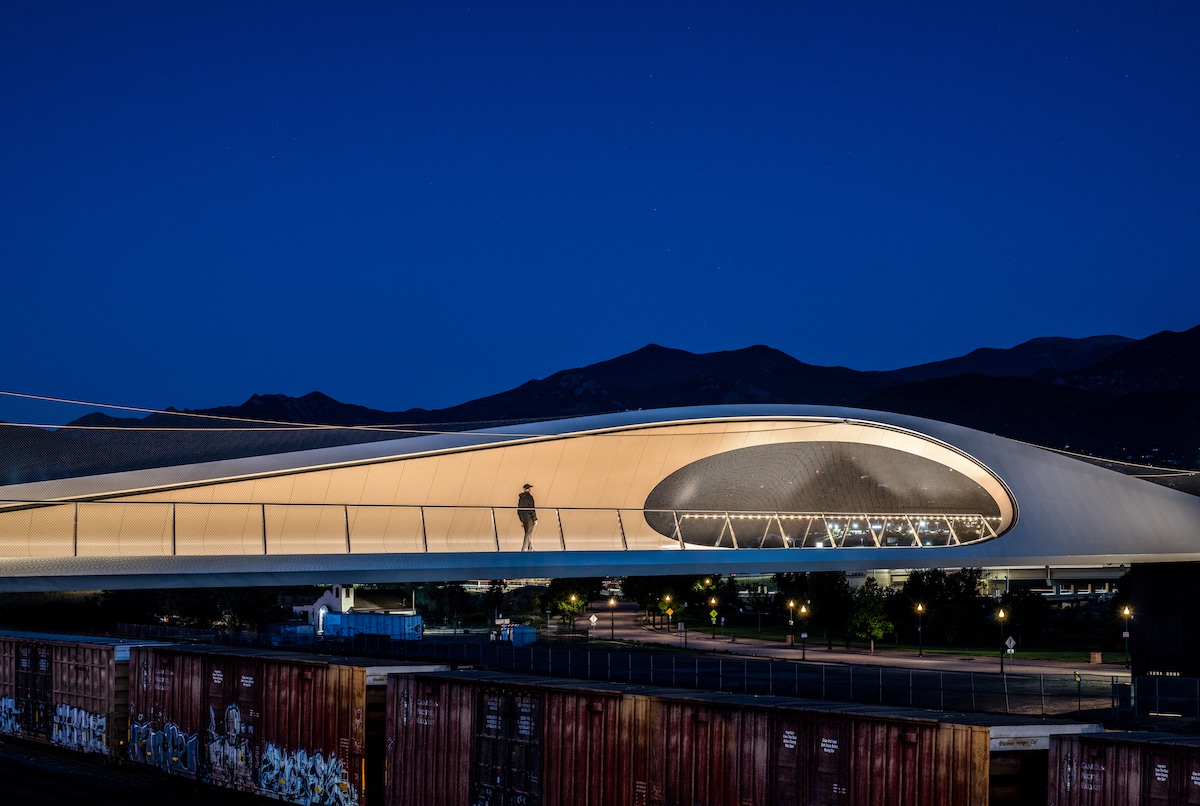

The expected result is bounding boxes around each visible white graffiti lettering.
[206,704,256,789]
[128,717,199,776]
[52,704,107,754]
[0,697,22,736]
[259,742,357,806]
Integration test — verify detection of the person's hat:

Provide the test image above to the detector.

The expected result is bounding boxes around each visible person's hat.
[523,483,533,489]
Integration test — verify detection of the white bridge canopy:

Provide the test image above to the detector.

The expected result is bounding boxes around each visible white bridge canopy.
[0,405,1197,591]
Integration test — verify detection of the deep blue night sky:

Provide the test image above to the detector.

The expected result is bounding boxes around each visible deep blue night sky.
[2,2,1198,424]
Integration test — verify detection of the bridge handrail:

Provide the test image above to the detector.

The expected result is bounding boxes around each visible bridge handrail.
[0,498,1000,557]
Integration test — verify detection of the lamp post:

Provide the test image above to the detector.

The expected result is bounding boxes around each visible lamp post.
[997,608,1006,674]
[799,604,809,661]
[609,597,616,639]
[1122,606,1132,669]
[710,597,718,639]
[916,603,925,658]
[787,600,796,646]
[665,594,672,627]
[570,594,577,631]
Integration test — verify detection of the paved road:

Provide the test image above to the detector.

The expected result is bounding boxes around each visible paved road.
[589,602,1130,684]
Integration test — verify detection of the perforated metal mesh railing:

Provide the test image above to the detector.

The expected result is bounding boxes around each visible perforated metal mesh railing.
[0,500,1002,557]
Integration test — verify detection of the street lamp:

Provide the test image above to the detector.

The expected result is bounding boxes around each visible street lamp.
[916,603,925,657]
[710,597,718,638]
[1122,606,1132,669]
[665,594,672,627]
[787,600,796,646]
[799,604,809,661]
[609,597,616,639]
[997,608,1007,674]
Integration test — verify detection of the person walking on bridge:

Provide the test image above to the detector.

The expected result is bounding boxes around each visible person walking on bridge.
[518,483,538,551]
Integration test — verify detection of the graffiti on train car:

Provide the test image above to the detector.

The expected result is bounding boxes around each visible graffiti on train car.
[128,716,200,776]
[206,703,256,789]
[52,704,107,754]
[0,696,21,736]
[129,699,356,805]
[259,742,358,806]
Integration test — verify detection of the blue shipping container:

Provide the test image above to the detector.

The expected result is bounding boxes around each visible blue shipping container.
[322,612,424,640]
[510,625,537,647]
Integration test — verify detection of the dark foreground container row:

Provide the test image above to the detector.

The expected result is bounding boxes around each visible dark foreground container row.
[385,671,1103,806]
[1049,731,1200,806]
[12,630,1163,806]
[126,644,446,806]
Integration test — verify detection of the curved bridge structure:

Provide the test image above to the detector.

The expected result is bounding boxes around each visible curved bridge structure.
[0,405,1197,591]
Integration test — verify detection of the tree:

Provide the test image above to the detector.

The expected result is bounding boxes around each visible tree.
[622,575,709,625]
[480,581,506,624]
[884,584,916,645]
[903,568,986,646]
[807,571,853,649]
[848,577,894,654]
[999,588,1053,647]
[718,575,741,606]
[620,576,664,612]
[544,577,602,628]
[772,572,809,613]
[416,582,469,625]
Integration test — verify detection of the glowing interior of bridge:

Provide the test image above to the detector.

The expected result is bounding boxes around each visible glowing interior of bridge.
[0,416,1015,559]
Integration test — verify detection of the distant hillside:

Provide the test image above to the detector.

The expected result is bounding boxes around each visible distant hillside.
[2,325,1198,484]
[860,376,1200,466]
[1055,326,1200,394]
[887,335,1133,384]
[428,344,895,421]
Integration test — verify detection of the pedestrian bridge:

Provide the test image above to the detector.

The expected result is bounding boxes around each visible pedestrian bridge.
[0,405,1196,591]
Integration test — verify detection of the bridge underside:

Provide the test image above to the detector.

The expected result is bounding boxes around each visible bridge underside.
[0,548,1195,594]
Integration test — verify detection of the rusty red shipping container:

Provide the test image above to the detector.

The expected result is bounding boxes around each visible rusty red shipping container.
[1049,731,1200,806]
[0,629,163,760]
[386,671,1101,806]
[127,644,445,806]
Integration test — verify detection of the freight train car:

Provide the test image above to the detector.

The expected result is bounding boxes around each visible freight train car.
[0,630,166,760]
[1049,730,1200,806]
[385,671,1102,806]
[126,644,446,806]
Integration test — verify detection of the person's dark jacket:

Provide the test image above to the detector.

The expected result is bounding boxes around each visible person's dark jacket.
[518,491,537,522]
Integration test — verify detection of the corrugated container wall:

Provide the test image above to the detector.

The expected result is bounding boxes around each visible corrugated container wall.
[386,673,476,806]
[385,672,993,806]
[127,645,383,806]
[0,632,138,760]
[1049,732,1200,806]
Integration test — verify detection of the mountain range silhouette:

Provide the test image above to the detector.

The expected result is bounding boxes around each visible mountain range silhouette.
[3,325,1198,486]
